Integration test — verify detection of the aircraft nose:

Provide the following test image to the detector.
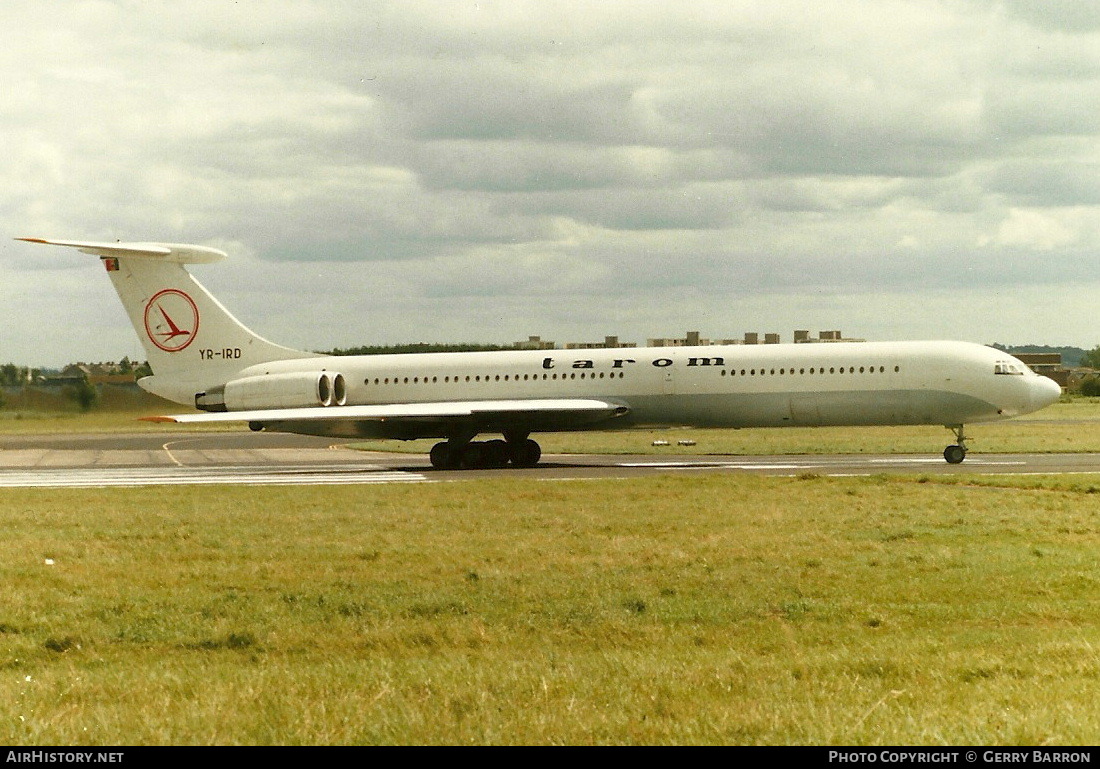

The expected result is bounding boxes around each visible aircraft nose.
[1029,375,1062,413]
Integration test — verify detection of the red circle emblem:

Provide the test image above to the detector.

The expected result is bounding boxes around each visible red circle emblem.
[144,289,199,352]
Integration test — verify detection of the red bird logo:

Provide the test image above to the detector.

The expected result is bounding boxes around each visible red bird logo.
[144,290,199,352]
[156,306,191,343]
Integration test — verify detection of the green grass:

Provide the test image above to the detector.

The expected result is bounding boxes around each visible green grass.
[2,474,1100,745]
[0,409,222,434]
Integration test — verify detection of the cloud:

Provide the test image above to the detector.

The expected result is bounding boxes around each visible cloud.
[984,207,1086,251]
[4,0,1100,367]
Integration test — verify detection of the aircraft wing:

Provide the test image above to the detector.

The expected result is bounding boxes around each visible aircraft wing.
[143,398,631,438]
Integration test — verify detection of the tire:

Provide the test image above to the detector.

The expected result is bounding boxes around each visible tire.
[430,442,456,470]
[943,445,966,464]
[510,439,542,468]
[460,442,486,470]
[483,439,510,469]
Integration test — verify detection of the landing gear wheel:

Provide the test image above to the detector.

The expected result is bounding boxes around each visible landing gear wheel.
[430,441,459,470]
[459,441,486,470]
[483,439,510,469]
[943,424,969,465]
[509,438,542,468]
[943,444,966,464]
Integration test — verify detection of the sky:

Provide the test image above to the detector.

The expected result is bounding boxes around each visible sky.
[3,0,1100,369]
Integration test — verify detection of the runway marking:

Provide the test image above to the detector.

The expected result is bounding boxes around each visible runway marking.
[867,458,1026,466]
[162,439,186,467]
[621,457,1027,467]
[0,464,429,488]
[162,436,217,467]
[615,457,1029,474]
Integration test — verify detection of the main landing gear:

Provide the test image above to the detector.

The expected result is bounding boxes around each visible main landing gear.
[428,432,542,470]
[943,424,968,464]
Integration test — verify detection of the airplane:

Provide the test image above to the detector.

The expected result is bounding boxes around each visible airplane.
[18,237,1062,469]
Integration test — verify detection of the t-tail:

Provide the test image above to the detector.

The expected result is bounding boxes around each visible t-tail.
[16,238,321,406]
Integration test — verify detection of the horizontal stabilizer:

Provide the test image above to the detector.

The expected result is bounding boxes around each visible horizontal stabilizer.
[16,238,226,264]
[144,398,631,425]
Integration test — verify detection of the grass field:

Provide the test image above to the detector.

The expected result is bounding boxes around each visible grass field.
[3,474,1100,745]
[1,398,1099,745]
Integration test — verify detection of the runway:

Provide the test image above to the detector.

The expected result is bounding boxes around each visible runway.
[2,429,1100,487]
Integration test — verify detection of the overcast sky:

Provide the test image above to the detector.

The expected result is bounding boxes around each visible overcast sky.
[3,0,1100,368]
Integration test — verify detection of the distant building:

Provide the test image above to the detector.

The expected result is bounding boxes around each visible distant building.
[732,332,781,345]
[564,335,637,350]
[1014,353,1068,388]
[514,335,556,350]
[645,330,870,346]
[547,328,870,350]
[1013,353,1061,373]
[793,329,866,343]
[51,362,138,386]
[647,331,741,347]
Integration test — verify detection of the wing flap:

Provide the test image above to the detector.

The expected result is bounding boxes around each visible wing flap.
[143,398,631,425]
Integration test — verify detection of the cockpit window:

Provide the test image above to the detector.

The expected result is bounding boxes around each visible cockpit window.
[994,360,1026,375]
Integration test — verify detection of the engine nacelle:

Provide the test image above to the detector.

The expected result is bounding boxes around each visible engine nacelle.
[198,371,347,412]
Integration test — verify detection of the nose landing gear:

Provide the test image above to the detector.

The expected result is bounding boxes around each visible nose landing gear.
[944,424,968,464]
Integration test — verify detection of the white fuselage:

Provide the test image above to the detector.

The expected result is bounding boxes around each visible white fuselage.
[194,339,1059,438]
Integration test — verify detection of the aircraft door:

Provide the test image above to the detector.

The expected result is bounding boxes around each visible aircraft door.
[656,356,676,394]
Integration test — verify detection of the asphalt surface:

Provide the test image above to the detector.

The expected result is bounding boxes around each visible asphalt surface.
[2,429,1100,487]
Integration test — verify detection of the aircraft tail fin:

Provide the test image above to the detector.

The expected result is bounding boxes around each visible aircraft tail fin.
[17,238,321,405]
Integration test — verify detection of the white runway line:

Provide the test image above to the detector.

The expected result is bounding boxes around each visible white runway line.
[867,458,1026,466]
[620,461,817,471]
[615,456,1029,474]
[0,465,430,488]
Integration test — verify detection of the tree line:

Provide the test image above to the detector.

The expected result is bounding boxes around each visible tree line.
[325,343,515,355]
[0,364,40,386]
